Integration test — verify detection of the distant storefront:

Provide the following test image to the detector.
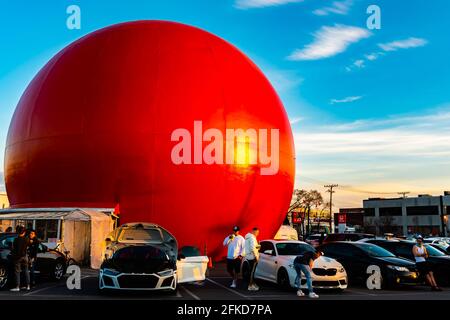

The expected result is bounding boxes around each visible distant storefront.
[363,193,450,237]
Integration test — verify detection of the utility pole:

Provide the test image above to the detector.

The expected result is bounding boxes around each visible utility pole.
[325,184,338,233]
[398,191,410,198]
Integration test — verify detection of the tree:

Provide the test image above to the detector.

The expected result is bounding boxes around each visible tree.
[288,189,324,236]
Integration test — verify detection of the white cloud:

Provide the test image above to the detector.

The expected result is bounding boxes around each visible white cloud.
[287,25,371,61]
[353,59,365,68]
[346,37,427,72]
[235,0,303,9]
[330,96,362,104]
[263,68,303,93]
[294,105,450,206]
[290,117,304,125]
[379,37,428,52]
[313,0,353,16]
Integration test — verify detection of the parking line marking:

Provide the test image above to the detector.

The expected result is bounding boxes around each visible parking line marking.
[180,286,200,300]
[23,283,64,296]
[22,274,95,296]
[206,278,250,300]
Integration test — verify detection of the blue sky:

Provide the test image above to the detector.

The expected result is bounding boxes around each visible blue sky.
[1,0,450,208]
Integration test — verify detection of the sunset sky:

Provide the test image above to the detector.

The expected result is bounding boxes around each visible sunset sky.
[1,0,449,209]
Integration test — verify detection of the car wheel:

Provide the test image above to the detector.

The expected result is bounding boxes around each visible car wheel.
[0,265,8,289]
[52,261,65,280]
[277,268,291,290]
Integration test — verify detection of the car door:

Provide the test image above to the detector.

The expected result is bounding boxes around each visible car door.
[35,244,55,275]
[324,243,366,282]
[256,241,278,281]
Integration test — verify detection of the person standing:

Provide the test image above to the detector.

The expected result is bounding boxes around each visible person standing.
[223,226,245,288]
[294,250,321,298]
[10,226,30,292]
[28,229,40,287]
[413,235,441,291]
[244,227,260,291]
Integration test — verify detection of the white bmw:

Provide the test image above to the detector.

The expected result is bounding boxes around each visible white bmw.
[246,240,348,290]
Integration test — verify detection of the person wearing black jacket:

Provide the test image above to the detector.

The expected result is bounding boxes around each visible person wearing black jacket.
[10,226,30,292]
[28,229,40,287]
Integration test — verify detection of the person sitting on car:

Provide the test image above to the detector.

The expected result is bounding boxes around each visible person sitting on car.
[294,250,321,299]
[413,235,441,291]
[10,225,31,292]
[27,229,40,287]
[223,226,245,288]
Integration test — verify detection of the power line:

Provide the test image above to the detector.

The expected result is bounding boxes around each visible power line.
[297,175,412,196]
[324,184,338,233]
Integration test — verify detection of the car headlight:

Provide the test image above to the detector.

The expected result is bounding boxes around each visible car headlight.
[387,265,409,272]
[102,268,120,276]
[158,269,174,277]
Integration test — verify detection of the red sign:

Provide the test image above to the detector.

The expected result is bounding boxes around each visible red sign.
[292,212,303,224]
[338,214,346,224]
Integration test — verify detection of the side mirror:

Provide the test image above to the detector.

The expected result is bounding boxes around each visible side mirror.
[263,249,273,255]
[41,245,48,252]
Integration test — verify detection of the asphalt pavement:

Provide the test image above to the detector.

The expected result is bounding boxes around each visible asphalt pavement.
[0,263,449,300]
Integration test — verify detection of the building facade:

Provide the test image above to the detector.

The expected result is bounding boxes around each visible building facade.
[363,193,450,236]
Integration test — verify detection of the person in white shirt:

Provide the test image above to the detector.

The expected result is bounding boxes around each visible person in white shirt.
[244,227,260,291]
[223,225,245,288]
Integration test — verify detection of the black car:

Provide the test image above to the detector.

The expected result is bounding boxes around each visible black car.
[318,242,419,288]
[0,233,67,289]
[364,239,450,285]
[430,243,450,255]
[323,233,375,244]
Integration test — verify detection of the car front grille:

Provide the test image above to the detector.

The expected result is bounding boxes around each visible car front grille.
[161,276,174,287]
[117,274,159,289]
[102,275,115,287]
[312,268,337,276]
[312,280,340,287]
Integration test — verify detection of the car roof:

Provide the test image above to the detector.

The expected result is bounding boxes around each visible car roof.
[261,239,308,245]
[120,222,162,228]
[322,241,375,246]
[327,233,374,236]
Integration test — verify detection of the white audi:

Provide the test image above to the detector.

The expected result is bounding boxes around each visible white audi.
[245,240,348,290]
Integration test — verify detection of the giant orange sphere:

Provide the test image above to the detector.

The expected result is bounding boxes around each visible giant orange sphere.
[5,21,295,259]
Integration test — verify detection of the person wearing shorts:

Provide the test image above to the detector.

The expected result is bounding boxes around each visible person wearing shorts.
[413,235,441,291]
[223,226,245,288]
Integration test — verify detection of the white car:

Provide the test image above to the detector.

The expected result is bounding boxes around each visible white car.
[99,222,208,292]
[248,240,348,290]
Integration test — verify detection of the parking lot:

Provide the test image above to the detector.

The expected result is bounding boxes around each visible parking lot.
[0,263,449,300]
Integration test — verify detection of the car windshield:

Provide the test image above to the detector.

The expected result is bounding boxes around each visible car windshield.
[118,228,163,242]
[425,244,446,256]
[180,246,201,257]
[276,242,315,255]
[355,243,395,257]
